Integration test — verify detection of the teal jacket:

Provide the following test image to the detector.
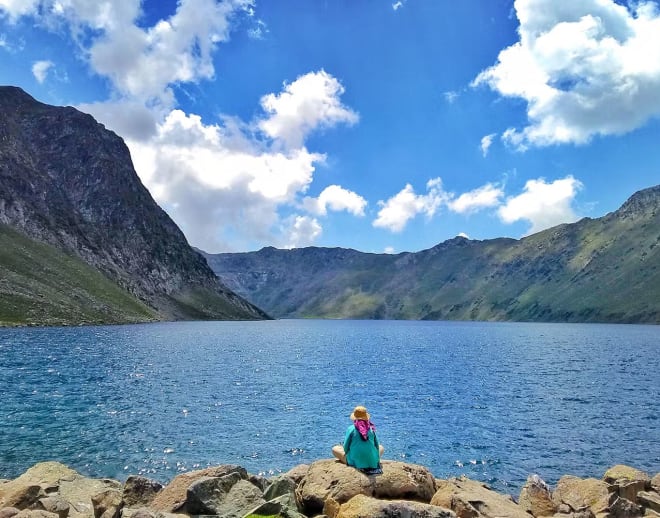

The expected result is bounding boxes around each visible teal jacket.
[343,424,380,469]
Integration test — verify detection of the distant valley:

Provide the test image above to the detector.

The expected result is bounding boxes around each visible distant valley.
[205,185,660,324]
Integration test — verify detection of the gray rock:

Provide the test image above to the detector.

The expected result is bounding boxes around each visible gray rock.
[247,494,306,518]
[263,476,297,502]
[0,508,20,518]
[186,476,264,518]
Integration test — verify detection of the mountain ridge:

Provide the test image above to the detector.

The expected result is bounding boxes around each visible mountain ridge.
[205,184,660,323]
[0,86,268,324]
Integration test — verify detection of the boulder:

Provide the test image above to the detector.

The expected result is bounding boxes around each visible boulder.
[519,474,558,517]
[91,489,122,518]
[652,475,660,492]
[263,475,297,501]
[604,467,650,485]
[121,476,163,508]
[57,477,121,518]
[35,496,69,518]
[13,512,59,518]
[638,492,660,514]
[185,475,264,517]
[284,465,310,485]
[0,508,20,518]
[336,494,456,518]
[149,465,247,513]
[608,495,642,518]
[644,510,660,518]
[247,494,306,518]
[553,476,610,514]
[614,481,648,505]
[430,476,529,518]
[295,460,437,516]
[0,462,78,510]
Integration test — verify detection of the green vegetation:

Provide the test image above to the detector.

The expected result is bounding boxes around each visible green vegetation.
[0,224,158,326]
[207,185,660,324]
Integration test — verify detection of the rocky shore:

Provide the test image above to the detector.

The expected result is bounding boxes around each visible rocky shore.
[1,460,658,518]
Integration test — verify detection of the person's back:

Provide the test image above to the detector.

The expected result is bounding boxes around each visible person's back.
[343,423,380,469]
[332,405,384,470]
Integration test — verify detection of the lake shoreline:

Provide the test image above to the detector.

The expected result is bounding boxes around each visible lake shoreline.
[1,459,659,518]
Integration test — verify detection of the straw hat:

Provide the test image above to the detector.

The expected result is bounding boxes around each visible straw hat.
[350,405,370,421]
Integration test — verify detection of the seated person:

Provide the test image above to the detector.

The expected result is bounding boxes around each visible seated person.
[332,405,384,470]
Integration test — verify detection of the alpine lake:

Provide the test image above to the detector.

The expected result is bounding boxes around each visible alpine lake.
[1,319,658,492]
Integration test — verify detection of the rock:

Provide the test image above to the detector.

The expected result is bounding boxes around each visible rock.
[36,497,69,518]
[638,492,660,514]
[247,494,306,518]
[0,508,20,518]
[608,495,642,518]
[120,509,181,518]
[91,489,122,518]
[430,476,529,518]
[614,481,648,505]
[550,511,595,518]
[604,467,650,485]
[284,465,310,485]
[149,464,247,513]
[249,474,269,493]
[336,494,456,518]
[0,486,43,510]
[520,474,558,517]
[185,475,264,517]
[0,463,80,511]
[295,460,437,516]
[13,511,59,518]
[553,476,610,514]
[263,475,297,502]
[57,477,121,518]
[121,476,163,508]
[644,510,660,518]
[651,475,660,492]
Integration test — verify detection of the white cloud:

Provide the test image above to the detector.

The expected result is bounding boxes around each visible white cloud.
[392,1,404,11]
[116,68,359,252]
[498,176,583,234]
[474,0,660,149]
[283,215,322,249]
[258,70,359,149]
[0,0,40,20]
[443,90,459,103]
[373,178,449,233]
[480,133,496,156]
[302,184,367,216]
[32,60,53,83]
[457,232,469,239]
[384,246,396,254]
[448,183,504,214]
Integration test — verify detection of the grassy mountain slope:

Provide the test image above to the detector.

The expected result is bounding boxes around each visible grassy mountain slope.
[0,224,157,326]
[0,86,268,324]
[205,185,660,324]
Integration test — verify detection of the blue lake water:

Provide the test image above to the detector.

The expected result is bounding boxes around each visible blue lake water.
[1,319,658,492]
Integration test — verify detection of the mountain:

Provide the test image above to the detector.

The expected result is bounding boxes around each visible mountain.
[0,86,268,325]
[205,185,660,324]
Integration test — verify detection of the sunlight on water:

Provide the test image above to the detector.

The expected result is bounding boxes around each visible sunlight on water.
[0,320,658,491]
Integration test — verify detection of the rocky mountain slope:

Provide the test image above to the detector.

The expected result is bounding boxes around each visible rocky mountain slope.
[0,86,268,324]
[205,184,660,323]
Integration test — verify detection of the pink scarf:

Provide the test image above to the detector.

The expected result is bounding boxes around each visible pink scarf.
[354,419,376,440]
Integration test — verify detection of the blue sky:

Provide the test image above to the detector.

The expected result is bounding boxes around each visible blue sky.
[1,0,659,253]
